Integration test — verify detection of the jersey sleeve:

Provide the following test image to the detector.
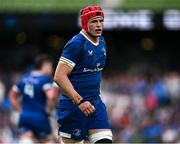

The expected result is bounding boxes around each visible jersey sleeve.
[42,76,54,92]
[60,40,82,68]
[12,84,20,93]
[12,80,23,93]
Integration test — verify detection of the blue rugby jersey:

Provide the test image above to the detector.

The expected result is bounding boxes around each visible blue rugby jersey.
[59,31,107,103]
[13,72,53,113]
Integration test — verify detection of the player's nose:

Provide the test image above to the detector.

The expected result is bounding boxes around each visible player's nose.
[96,20,102,26]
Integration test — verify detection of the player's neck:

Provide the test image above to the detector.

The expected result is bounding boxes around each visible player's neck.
[82,30,99,44]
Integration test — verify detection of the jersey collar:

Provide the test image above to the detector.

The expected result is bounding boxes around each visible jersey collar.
[80,31,99,46]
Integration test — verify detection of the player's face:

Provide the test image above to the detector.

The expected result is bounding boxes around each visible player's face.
[87,16,104,37]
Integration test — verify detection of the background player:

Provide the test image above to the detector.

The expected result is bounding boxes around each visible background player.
[9,54,57,143]
[54,5,113,143]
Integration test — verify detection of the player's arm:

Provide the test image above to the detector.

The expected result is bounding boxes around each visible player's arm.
[8,86,21,112]
[53,82,62,104]
[43,81,60,114]
[54,61,95,116]
[54,61,82,104]
[44,87,57,114]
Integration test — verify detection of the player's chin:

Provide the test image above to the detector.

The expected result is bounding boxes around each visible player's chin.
[94,32,102,37]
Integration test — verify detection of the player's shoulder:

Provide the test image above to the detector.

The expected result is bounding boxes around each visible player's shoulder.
[30,72,52,83]
[20,72,31,82]
[65,33,85,47]
[39,75,52,82]
[34,75,52,86]
[99,36,105,44]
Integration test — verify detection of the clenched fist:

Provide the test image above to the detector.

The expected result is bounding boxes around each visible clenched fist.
[78,101,95,116]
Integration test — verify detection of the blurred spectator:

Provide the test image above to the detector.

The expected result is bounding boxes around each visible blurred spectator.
[0,108,14,143]
[101,69,180,143]
[162,128,179,143]
[0,78,5,104]
[140,116,162,143]
[165,72,180,101]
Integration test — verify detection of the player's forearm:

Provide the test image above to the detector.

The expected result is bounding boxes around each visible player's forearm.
[9,90,21,112]
[54,75,82,104]
[45,89,56,113]
[46,99,56,114]
[12,101,21,112]
[9,97,20,112]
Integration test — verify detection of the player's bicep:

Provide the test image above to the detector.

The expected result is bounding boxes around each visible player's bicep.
[54,61,73,78]
[9,85,20,98]
[54,62,74,92]
[8,85,20,109]
[44,88,54,100]
[9,88,20,99]
[42,81,55,100]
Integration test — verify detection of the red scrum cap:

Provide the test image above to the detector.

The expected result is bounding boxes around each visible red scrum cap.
[80,5,104,31]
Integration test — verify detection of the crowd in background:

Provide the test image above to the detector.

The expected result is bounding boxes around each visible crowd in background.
[101,69,180,143]
[0,67,180,143]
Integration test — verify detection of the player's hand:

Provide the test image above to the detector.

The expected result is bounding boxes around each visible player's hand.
[78,101,95,116]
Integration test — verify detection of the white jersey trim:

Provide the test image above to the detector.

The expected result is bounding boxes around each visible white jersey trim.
[80,31,99,46]
[12,85,19,93]
[59,131,71,138]
[60,57,75,68]
[53,82,59,88]
[42,83,53,91]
